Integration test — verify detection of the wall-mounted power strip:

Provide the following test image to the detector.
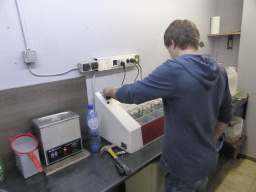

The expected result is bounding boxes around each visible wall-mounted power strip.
[97,53,140,71]
[78,54,140,73]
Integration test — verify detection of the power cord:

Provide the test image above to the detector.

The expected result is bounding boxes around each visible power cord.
[121,61,126,86]
[15,0,29,50]
[28,64,79,77]
[92,70,96,95]
[92,70,96,106]
[136,63,142,81]
[134,64,140,82]
[127,58,141,82]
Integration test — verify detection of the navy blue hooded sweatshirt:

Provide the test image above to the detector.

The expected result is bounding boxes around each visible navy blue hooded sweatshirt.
[116,54,233,183]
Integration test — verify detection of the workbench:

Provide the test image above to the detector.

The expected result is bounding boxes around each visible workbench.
[0,136,163,192]
[0,97,248,192]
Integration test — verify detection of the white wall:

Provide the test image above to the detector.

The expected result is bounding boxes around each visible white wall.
[237,0,256,158]
[213,0,243,69]
[217,0,243,34]
[213,35,241,69]
[0,0,217,105]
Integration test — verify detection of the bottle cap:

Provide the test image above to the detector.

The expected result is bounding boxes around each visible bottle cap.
[88,104,93,109]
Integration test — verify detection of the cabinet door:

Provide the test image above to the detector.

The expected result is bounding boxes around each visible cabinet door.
[151,161,164,192]
[125,161,164,192]
[125,164,152,192]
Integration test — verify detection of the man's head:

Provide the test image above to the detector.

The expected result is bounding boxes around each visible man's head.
[164,19,200,59]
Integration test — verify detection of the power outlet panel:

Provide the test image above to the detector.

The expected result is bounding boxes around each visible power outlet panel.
[78,54,139,73]
[78,61,99,73]
[97,53,139,71]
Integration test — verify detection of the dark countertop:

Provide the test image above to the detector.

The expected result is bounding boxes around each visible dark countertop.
[0,136,164,192]
[0,97,248,192]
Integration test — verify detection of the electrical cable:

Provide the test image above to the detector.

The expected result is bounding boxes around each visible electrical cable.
[136,63,143,80]
[16,0,79,78]
[15,0,29,50]
[92,70,96,106]
[134,64,140,82]
[121,67,126,86]
[28,64,79,77]
[92,71,96,106]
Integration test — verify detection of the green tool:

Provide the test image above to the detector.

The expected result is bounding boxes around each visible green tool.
[0,160,5,183]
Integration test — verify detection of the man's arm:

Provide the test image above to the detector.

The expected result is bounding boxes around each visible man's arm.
[102,61,178,104]
[103,87,119,100]
[214,120,228,140]
[215,68,233,140]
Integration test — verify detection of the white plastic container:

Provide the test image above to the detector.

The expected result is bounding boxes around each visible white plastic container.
[226,116,243,143]
[226,67,238,96]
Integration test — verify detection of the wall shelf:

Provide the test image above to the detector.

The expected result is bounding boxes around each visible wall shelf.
[207,31,241,37]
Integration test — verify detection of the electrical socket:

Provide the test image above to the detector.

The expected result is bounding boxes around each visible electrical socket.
[78,62,91,73]
[97,58,112,71]
[91,61,99,70]
[78,61,99,73]
[97,54,139,71]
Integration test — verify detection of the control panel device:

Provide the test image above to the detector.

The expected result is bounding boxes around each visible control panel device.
[95,92,164,153]
[32,111,83,166]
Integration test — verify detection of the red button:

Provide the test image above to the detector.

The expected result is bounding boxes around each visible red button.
[63,148,67,152]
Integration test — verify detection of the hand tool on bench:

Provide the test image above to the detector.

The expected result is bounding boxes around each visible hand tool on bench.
[115,151,126,156]
[100,144,131,176]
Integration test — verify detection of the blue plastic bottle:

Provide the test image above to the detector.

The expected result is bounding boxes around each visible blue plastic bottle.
[86,104,101,152]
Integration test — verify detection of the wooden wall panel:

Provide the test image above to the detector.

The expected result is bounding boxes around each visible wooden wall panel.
[0,77,88,170]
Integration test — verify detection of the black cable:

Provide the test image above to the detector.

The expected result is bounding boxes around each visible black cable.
[136,64,142,80]
[121,67,126,86]
[134,64,140,82]
[121,61,126,86]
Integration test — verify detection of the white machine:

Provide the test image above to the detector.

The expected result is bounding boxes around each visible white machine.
[95,92,164,153]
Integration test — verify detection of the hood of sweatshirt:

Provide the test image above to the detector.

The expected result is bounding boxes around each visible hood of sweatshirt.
[176,54,219,89]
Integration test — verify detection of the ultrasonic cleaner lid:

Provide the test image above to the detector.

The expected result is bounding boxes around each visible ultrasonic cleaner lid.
[32,111,79,129]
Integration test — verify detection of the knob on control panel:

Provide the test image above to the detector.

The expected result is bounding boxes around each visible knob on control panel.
[71,142,78,150]
[51,151,58,158]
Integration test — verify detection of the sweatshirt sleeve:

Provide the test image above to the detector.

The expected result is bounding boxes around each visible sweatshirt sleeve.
[217,71,233,124]
[116,62,177,104]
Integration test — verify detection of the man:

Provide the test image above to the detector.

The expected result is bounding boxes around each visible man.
[103,19,233,192]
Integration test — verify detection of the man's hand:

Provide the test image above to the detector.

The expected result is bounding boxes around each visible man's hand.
[214,120,228,140]
[103,87,118,100]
